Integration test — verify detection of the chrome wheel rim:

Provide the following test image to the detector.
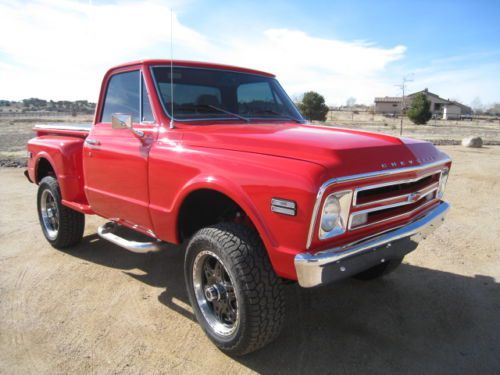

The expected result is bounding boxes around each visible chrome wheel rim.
[40,189,59,240]
[192,250,239,336]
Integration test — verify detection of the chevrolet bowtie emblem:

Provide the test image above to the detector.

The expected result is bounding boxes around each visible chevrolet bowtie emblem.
[407,192,418,202]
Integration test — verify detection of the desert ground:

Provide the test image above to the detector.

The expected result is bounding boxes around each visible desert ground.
[0,114,93,167]
[323,110,500,144]
[1,145,499,374]
[1,112,499,167]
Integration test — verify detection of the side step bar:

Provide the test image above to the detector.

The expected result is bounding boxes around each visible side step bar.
[97,222,164,253]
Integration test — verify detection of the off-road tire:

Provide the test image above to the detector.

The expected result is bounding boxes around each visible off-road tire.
[37,176,85,249]
[353,256,404,280]
[185,223,285,356]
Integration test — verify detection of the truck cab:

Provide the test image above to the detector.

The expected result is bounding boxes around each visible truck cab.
[26,60,450,355]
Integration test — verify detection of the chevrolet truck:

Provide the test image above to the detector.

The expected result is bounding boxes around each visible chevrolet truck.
[26,60,451,355]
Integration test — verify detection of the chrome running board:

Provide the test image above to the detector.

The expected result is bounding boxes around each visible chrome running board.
[97,222,164,253]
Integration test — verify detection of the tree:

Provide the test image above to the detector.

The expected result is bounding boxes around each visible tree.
[486,103,500,116]
[407,93,432,125]
[346,97,356,108]
[298,91,329,121]
[471,97,483,114]
[23,98,47,108]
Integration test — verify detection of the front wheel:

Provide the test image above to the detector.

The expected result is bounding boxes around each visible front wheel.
[37,176,85,249]
[185,223,285,356]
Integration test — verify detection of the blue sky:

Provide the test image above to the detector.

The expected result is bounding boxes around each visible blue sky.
[0,0,499,106]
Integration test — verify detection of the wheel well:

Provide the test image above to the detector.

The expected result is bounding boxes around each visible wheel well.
[178,189,252,241]
[36,158,55,183]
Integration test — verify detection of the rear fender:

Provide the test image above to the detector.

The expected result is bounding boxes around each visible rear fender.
[28,136,87,204]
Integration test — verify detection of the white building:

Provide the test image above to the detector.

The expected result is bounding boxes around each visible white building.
[374,89,472,119]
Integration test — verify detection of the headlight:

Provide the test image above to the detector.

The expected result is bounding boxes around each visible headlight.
[319,190,353,240]
[437,169,449,199]
[321,195,341,232]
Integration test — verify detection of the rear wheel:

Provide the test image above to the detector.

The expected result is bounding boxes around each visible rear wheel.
[352,257,404,280]
[37,176,85,249]
[185,223,284,356]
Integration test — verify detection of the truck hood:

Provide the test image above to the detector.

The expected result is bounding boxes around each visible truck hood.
[181,123,448,175]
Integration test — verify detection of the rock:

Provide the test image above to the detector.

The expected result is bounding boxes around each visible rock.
[0,159,27,168]
[462,136,483,148]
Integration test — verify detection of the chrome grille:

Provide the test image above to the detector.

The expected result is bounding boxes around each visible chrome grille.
[306,158,451,250]
[349,171,442,230]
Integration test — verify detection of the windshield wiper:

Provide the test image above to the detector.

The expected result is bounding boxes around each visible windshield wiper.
[195,104,249,123]
[248,109,302,123]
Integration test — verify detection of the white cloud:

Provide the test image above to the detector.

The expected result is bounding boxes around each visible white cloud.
[193,28,406,105]
[1,1,498,106]
[409,61,500,107]
[0,0,408,106]
[0,0,208,100]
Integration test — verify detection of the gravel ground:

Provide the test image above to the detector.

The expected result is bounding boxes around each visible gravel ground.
[1,114,499,168]
[0,146,499,374]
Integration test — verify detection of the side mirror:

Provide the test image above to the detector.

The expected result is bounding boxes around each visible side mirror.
[111,113,132,129]
[111,113,144,139]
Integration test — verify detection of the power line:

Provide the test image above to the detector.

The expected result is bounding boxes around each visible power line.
[395,74,414,136]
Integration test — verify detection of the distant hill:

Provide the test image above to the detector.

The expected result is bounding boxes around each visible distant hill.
[0,98,96,115]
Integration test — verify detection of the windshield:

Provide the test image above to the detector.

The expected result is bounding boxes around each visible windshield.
[151,66,304,123]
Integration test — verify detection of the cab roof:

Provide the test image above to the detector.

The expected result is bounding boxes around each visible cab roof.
[110,59,275,77]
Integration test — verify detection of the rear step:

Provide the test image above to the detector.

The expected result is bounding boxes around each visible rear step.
[97,222,164,253]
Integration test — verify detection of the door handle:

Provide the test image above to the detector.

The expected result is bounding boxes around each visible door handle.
[85,139,101,148]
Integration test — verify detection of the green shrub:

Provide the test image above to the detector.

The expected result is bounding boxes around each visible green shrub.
[298,91,329,121]
[407,93,432,125]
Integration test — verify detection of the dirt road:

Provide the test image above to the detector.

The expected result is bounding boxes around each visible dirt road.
[1,146,499,374]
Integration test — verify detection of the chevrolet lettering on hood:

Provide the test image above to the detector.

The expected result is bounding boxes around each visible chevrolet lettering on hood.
[381,155,436,169]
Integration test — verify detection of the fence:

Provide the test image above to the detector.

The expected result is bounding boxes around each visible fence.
[0,111,93,118]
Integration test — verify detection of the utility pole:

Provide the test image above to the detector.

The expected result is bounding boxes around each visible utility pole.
[395,74,414,136]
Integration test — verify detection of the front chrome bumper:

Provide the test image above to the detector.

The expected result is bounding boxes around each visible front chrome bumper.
[294,202,450,287]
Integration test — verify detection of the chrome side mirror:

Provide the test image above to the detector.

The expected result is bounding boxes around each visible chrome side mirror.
[112,113,132,129]
[111,113,144,138]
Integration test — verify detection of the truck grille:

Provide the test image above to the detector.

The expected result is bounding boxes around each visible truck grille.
[348,171,442,230]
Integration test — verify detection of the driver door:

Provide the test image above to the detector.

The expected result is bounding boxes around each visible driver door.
[83,68,157,230]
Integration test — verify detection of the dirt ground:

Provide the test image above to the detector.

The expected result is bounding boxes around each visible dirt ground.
[325,110,500,143]
[0,146,499,375]
[1,113,500,168]
[0,115,93,167]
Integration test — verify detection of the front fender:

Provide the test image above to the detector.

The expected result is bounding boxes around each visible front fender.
[148,144,327,280]
[173,174,278,249]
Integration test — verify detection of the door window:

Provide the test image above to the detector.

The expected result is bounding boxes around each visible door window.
[101,70,140,123]
[141,79,154,122]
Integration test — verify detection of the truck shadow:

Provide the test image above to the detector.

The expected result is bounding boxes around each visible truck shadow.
[67,234,500,374]
[67,233,194,322]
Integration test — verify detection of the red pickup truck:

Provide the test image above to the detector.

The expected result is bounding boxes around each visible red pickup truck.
[26,59,450,355]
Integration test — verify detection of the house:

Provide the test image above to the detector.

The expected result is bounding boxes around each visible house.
[374,89,472,119]
[373,96,403,115]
